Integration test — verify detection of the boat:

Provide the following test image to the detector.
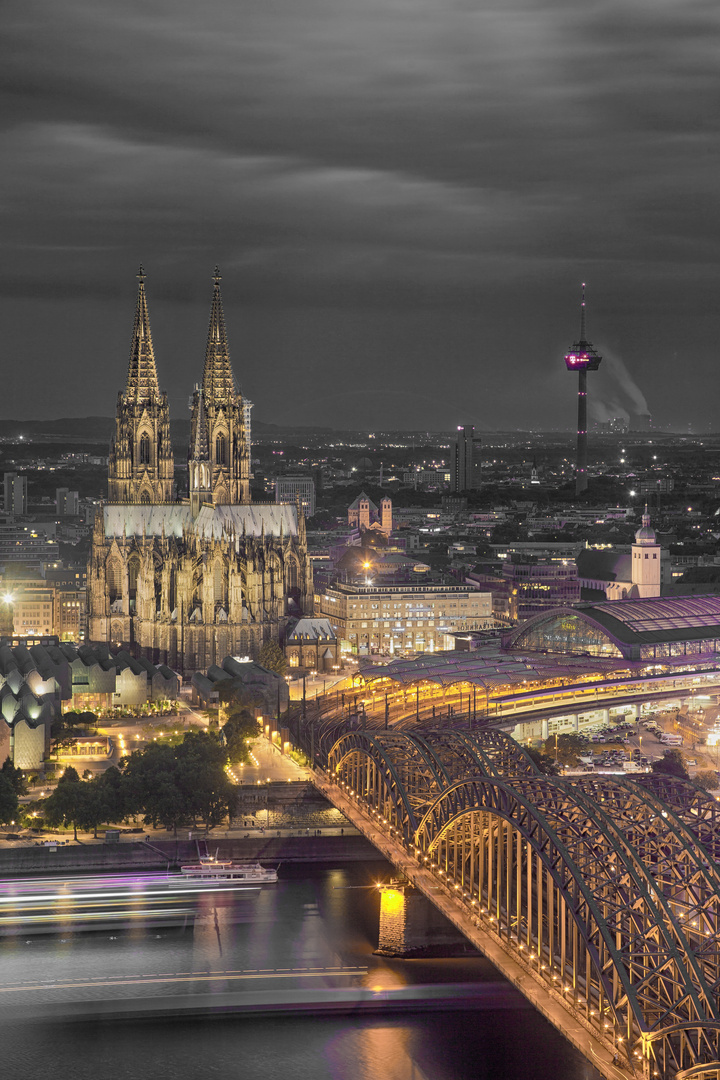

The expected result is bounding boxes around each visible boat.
[178,854,278,885]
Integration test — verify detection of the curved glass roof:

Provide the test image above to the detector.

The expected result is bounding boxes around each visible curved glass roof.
[587,595,720,638]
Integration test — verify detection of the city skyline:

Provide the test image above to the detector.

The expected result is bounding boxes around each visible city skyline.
[2,1,719,433]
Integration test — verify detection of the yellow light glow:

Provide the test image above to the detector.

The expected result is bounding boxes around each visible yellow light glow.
[379,888,405,916]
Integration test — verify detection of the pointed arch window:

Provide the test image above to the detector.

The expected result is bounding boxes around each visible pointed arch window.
[139,433,151,465]
[107,559,122,601]
[140,491,151,504]
[128,554,140,598]
[216,434,227,466]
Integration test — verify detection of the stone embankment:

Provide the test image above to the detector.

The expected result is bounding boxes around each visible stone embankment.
[0,834,382,876]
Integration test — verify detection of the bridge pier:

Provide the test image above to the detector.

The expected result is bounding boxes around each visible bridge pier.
[376,883,472,957]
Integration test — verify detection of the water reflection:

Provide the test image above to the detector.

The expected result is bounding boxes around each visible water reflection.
[0,864,601,1080]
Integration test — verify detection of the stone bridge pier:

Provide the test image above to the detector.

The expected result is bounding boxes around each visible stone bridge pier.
[376,882,472,957]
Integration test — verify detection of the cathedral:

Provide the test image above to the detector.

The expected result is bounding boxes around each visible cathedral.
[87,269,313,674]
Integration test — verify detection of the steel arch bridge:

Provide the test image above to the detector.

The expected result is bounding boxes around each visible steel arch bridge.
[324,729,720,1079]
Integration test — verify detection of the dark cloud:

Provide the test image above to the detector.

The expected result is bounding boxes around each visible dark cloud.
[1,0,719,430]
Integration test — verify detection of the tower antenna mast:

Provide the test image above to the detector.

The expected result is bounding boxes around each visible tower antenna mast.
[564,283,602,495]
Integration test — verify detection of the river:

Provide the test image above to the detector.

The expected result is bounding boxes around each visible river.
[0,861,601,1079]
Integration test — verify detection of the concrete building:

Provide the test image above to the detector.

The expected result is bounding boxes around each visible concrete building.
[471,561,580,622]
[3,473,27,517]
[2,570,86,643]
[317,581,494,656]
[275,475,316,518]
[191,654,289,716]
[0,638,177,770]
[453,426,480,492]
[0,518,60,570]
[56,488,80,516]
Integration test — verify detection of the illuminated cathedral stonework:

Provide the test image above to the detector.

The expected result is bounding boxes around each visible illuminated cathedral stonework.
[87,269,313,674]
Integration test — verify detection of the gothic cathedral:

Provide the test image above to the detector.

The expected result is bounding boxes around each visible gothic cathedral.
[87,269,313,674]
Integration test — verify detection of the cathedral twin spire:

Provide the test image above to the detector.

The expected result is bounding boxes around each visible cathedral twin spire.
[109,268,250,507]
[125,266,161,404]
[202,268,237,403]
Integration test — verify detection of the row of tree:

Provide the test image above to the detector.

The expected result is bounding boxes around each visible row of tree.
[39,730,238,837]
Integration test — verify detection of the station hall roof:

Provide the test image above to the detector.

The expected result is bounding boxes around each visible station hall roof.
[575,594,720,645]
[358,647,623,689]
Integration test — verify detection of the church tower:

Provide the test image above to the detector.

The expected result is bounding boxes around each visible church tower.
[108,268,175,504]
[188,268,250,505]
[632,505,661,598]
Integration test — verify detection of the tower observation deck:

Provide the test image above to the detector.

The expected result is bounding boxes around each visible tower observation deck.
[565,284,602,495]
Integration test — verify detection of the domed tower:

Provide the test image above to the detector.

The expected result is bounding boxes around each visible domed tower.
[632,505,661,598]
[108,268,175,504]
[188,268,250,505]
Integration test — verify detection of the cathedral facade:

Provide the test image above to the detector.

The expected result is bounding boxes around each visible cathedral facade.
[87,270,313,674]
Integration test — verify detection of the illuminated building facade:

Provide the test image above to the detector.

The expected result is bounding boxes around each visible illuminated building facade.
[347,492,392,536]
[318,581,493,656]
[564,284,601,495]
[87,270,313,674]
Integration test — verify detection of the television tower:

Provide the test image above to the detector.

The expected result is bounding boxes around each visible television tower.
[564,284,602,494]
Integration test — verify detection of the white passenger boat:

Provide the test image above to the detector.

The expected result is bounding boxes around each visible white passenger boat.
[178,854,278,885]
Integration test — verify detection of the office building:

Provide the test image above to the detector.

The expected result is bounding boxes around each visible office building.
[453,426,480,492]
[318,581,493,656]
[4,473,27,516]
[275,475,316,518]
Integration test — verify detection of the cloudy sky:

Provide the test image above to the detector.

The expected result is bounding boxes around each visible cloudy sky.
[2,0,719,432]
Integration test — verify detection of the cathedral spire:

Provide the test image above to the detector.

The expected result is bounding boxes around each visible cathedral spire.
[189,268,250,505]
[125,266,160,403]
[107,268,175,504]
[202,267,236,404]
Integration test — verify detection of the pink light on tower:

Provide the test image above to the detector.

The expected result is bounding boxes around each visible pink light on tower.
[564,283,602,495]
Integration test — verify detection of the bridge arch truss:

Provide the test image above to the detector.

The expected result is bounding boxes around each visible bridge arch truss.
[324,728,720,1078]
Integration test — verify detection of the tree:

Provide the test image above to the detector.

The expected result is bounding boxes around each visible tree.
[693,770,719,792]
[123,743,182,832]
[525,747,560,776]
[0,775,19,826]
[122,731,237,833]
[1,757,27,796]
[258,639,287,676]
[652,749,689,780]
[542,733,586,767]
[174,730,236,829]
[222,709,259,762]
[42,766,87,840]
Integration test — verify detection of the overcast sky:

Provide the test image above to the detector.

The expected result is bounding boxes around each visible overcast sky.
[2,0,719,432]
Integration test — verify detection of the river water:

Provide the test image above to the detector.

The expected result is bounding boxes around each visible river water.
[0,862,600,1080]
